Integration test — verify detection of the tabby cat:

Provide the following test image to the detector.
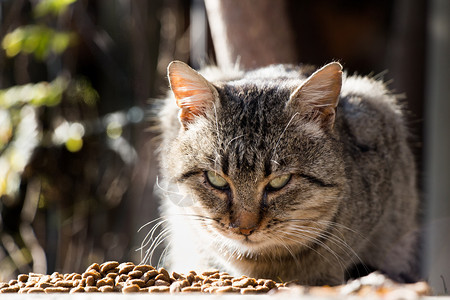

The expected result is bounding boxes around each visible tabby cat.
[154,61,419,285]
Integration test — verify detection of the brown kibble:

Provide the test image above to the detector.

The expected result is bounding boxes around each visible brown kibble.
[37,282,53,289]
[55,280,74,288]
[202,285,214,293]
[0,282,9,289]
[45,287,70,293]
[148,286,170,293]
[97,277,114,287]
[27,287,45,293]
[127,279,146,288]
[78,278,87,287]
[84,286,99,292]
[73,274,82,280]
[86,276,95,287]
[106,273,118,280]
[264,279,277,289]
[208,273,220,279]
[180,279,190,288]
[85,263,100,272]
[69,273,81,280]
[122,284,140,293]
[1,286,20,293]
[114,282,125,292]
[143,269,158,281]
[256,285,270,292]
[0,262,315,295]
[38,275,51,283]
[202,278,213,285]
[115,274,129,283]
[18,274,29,282]
[158,267,170,278]
[70,286,85,293]
[186,273,195,284]
[8,279,18,285]
[100,261,120,274]
[99,285,114,292]
[181,286,202,292]
[172,271,182,279]
[83,270,102,280]
[133,264,154,273]
[128,270,143,278]
[118,262,135,274]
[233,277,257,288]
[155,279,170,286]
[201,270,219,277]
[212,279,232,287]
[155,273,170,282]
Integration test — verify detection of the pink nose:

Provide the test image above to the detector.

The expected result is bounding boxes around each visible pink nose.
[239,226,257,236]
[231,211,259,236]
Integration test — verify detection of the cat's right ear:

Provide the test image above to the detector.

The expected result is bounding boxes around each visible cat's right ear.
[287,62,342,130]
[167,61,219,129]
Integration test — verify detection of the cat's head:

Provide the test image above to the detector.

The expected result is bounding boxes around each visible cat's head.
[163,61,347,258]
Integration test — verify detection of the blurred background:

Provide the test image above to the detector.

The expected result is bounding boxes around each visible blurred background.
[0,0,448,294]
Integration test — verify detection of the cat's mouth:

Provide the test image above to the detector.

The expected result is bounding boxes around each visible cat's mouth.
[220,226,269,248]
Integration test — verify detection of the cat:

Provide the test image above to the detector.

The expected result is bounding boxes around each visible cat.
[152,60,419,286]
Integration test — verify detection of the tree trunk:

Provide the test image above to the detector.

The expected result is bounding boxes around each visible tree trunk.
[204,0,298,70]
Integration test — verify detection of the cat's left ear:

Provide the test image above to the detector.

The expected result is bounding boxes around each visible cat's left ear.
[287,62,342,130]
[167,61,219,129]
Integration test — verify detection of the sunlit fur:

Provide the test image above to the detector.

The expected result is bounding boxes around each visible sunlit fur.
[150,62,419,286]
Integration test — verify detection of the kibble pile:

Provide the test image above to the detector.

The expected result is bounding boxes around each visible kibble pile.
[0,261,431,298]
[0,261,282,294]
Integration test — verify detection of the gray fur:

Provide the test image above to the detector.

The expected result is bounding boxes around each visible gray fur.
[155,62,419,285]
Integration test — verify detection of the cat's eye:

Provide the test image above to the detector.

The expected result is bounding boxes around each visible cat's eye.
[267,174,291,191]
[206,171,229,190]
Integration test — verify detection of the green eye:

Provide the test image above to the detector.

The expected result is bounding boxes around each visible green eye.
[268,174,291,190]
[206,171,229,190]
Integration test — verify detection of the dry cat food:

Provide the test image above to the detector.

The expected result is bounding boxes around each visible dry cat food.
[0,261,280,294]
[0,261,430,298]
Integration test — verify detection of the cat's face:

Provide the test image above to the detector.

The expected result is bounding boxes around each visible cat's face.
[164,61,346,258]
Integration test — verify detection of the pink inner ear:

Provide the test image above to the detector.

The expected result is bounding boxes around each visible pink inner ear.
[168,62,215,125]
[170,75,206,123]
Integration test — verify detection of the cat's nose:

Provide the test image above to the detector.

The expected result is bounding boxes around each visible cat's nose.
[231,210,259,236]
[239,226,257,236]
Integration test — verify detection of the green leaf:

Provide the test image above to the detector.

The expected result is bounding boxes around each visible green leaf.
[34,0,78,17]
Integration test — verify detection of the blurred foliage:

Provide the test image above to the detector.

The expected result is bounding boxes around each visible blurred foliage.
[2,25,76,60]
[34,0,78,17]
[0,0,190,281]
[0,0,75,200]
[0,76,68,109]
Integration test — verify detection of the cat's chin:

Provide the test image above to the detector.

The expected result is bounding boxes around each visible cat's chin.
[216,230,281,255]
